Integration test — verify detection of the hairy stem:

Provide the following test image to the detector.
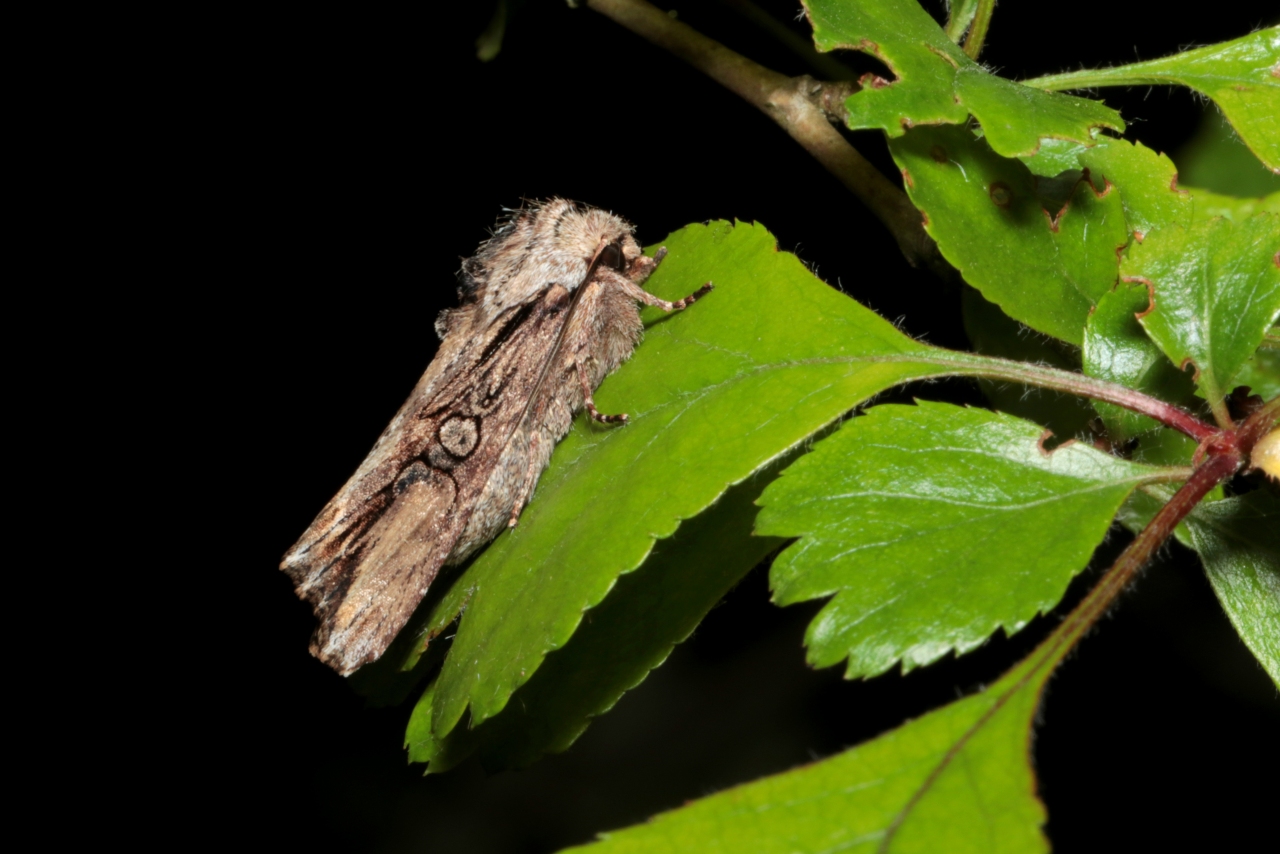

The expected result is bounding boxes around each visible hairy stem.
[1022,66,1174,92]
[920,350,1219,441]
[585,0,950,276]
[1209,394,1235,432]
[876,438,1238,853]
[962,0,996,60]
[1053,449,1239,648]
[1240,396,1280,456]
[944,0,980,44]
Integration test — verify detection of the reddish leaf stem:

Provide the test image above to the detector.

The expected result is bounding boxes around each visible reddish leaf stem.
[1067,396,1275,634]
[921,352,1219,442]
[1240,396,1280,453]
[874,418,1242,852]
[1052,448,1240,651]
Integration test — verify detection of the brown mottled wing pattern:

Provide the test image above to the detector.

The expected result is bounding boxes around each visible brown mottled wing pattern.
[281,286,574,675]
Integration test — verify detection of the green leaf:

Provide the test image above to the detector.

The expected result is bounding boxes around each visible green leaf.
[890,125,1127,344]
[1128,29,1280,173]
[1176,110,1280,197]
[406,469,785,771]
[804,0,1123,156]
[1071,149,1276,425]
[955,68,1123,159]
[756,402,1172,677]
[1021,137,1193,240]
[1184,187,1280,223]
[1024,28,1280,173]
[1019,138,1089,178]
[416,222,953,747]
[565,610,1097,854]
[1077,138,1192,237]
[1185,491,1280,688]
[1126,212,1280,407]
[1235,341,1280,400]
[1083,280,1196,441]
[567,683,1048,853]
[805,0,970,133]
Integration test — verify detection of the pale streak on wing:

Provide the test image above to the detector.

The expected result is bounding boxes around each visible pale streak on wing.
[315,465,458,671]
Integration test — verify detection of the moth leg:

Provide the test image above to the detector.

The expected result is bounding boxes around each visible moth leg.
[626,246,667,281]
[577,361,628,424]
[599,267,714,312]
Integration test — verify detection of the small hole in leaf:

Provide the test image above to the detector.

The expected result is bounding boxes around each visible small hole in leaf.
[988,182,1013,208]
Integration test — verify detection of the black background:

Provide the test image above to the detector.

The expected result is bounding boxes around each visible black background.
[169,2,1279,851]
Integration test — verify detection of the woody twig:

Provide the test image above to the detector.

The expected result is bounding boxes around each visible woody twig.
[585,0,953,278]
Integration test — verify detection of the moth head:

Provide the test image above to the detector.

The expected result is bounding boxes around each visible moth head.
[598,241,625,272]
[465,199,639,322]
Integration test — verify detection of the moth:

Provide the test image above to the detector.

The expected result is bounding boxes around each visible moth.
[282,199,712,675]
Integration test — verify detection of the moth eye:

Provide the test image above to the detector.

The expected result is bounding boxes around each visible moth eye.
[599,243,625,271]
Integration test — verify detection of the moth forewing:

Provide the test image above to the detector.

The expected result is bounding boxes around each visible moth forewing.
[281,199,711,675]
